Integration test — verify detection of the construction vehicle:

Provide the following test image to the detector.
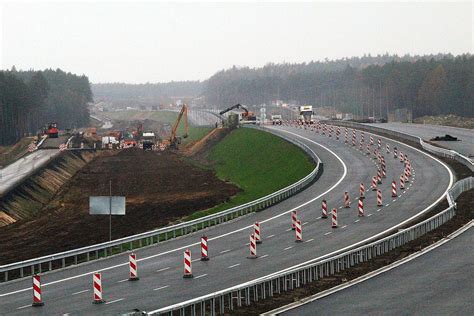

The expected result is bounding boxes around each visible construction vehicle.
[219,104,257,123]
[298,105,315,124]
[141,132,156,150]
[271,114,283,125]
[166,104,189,149]
[45,123,59,138]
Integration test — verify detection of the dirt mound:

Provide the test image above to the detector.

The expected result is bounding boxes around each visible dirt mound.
[414,114,474,129]
[0,148,240,264]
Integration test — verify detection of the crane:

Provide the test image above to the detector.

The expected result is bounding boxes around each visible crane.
[169,104,189,149]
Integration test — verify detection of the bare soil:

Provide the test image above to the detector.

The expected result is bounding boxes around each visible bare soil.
[0,148,240,264]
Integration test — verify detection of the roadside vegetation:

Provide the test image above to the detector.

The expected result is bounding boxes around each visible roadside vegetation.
[186,127,315,220]
[0,137,33,167]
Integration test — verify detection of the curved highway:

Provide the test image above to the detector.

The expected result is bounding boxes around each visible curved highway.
[0,124,452,314]
[282,222,474,315]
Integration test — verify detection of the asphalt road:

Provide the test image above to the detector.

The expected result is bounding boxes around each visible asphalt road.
[367,122,474,159]
[0,124,451,315]
[0,149,59,197]
[283,224,474,316]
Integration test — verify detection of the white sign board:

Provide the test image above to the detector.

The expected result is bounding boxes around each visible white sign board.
[89,196,126,215]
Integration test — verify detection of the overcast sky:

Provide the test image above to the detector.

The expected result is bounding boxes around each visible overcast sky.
[1,1,472,83]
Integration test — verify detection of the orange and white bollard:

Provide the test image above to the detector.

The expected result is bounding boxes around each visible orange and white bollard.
[360,183,365,199]
[321,199,328,218]
[331,208,338,228]
[392,181,397,197]
[129,253,139,281]
[32,274,44,307]
[247,233,258,259]
[358,198,364,217]
[371,176,377,191]
[377,189,383,207]
[344,191,350,208]
[92,272,105,304]
[183,250,193,278]
[201,236,209,261]
[291,210,297,230]
[295,220,303,242]
[254,222,262,244]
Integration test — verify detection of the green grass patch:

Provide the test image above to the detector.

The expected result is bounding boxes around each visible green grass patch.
[186,127,315,220]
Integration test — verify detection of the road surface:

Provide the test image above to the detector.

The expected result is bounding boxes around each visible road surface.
[283,224,474,315]
[0,124,451,314]
[367,122,474,160]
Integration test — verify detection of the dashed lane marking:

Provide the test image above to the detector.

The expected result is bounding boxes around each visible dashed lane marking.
[392,199,396,202]
[324,232,332,236]
[105,298,124,305]
[266,235,275,239]
[153,285,169,291]
[16,305,30,310]
[260,254,269,259]
[376,209,382,212]
[285,228,292,232]
[219,249,231,254]
[156,267,170,273]
[341,225,347,229]
[72,289,89,295]
[228,263,241,269]
[194,274,208,279]
[367,214,373,217]
[302,222,309,226]
[284,246,293,251]
[305,238,314,243]
[117,279,128,283]
[354,219,360,223]
[385,204,390,207]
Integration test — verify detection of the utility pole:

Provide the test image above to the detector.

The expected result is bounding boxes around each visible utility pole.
[109,180,112,242]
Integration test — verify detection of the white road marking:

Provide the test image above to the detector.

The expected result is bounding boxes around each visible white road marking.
[156,267,170,273]
[260,254,269,259]
[117,279,128,283]
[324,232,332,235]
[341,225,347,229]
[105,298,124,305]
[284,246,293,251]
[338,206,343,209]
[285,228,292,232]
[354,219,360,223]
[72,289,89,295]
[385,204,390,207]
[16,305,30,310]
[191,258,201,262]
[302,222,309,226]
[219,249,231,254]
[194,274,207,279]
[376,209,382,212]
[227,263,241,269]
[367,214,373,217]
[316,216,322,219]
[266,235,275,239]
[153,285,169,291]
[392,199,396,202]
[305,238,314,243]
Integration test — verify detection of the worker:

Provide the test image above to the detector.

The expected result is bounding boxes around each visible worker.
[215,121,218,129]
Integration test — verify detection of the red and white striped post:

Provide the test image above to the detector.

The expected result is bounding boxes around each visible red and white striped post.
[183,250,193,278]
[377,138,381,149]
[394,147,398,158]
[331,208,338,228]
[360,182,365,199]
[371,176,377,191]
[361,131,365,142]
[92,272,105,304]
[201,236,209,261]
[377,189,383,207]
[386,143,390,153]
[247,233,258,259]
[344,191,350,208]
[381,168,386,179]
[295,220,303,242]
[399,152,404,163]
[391,181,397,197]
[321,199,328,219]
[400,175,405,190]
[366,144,371,155]
[370,136,374,146]
[344,131,348,144]
[359,141,363,151]
[404,168,410,181]
[377,169,382,184]
[358,198,364,217]
[291,210,297,230]
[254,222,262,244]
[129,253,139,281]
[32,274,44,307]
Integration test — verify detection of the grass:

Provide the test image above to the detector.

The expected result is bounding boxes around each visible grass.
[0,137,34,167]
[186,127,316,220]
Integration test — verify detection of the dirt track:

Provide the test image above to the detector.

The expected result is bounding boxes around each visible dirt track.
[0,148,239,264]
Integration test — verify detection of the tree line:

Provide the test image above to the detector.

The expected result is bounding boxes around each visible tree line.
[204,54,473,118]
[0,68,92,146]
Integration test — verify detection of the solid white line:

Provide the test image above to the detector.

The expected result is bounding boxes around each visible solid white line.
[72,289,89,295]
[153,285,169,291]
[105,298,124,305]
[219,249,231,254]
[16,305,30,310]
[156,267,170,273]
[264,221,473,315]
[266,235,275,239]
[305,238,314,243]
[227,263,241,269]
[194,274,207,279]
[117,279,128,283]
[324,232,332,236]
[284,246,293,251]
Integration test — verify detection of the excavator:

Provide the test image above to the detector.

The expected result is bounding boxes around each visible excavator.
[219,104,257,123]
[166,104,189,149]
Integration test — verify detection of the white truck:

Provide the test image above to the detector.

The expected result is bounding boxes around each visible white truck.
[271,114,282,125]
[298,105,315,124]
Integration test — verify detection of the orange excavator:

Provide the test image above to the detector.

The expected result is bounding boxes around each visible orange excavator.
[166,104,189,149]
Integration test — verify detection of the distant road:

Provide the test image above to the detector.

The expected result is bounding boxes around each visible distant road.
[283,224,474,315]
[367,122,474,159]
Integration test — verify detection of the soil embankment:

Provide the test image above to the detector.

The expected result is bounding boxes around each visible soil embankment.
[0,148,240,264]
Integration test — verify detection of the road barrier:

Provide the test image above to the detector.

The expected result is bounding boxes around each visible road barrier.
[358,198,364,217]
[92,272,105,304]
[129,253,139,281]
[144,176,473,316]
[291,210,297,230]
[295,220,303,242]
[248,234,257,259]
[254,222,262,244]
[321,200,328,218]
[200,236,209,261]
[0,127,322,282]
[183,250,193,278]
[32,275,44,307]
[331,209,338,228]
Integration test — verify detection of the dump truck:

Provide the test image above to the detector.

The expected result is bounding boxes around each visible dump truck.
[271,114,282,125]
[298,105,315,124]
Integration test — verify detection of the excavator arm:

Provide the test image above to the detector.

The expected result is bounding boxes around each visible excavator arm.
[169,104,189,148]
[219,104,248,116]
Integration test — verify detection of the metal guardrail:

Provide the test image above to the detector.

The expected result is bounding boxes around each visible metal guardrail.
[145,176,473,315]
[323,120,474,172]
[0,129,321,282]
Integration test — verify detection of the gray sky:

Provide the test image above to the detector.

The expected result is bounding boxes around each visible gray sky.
[1,1,472,83]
